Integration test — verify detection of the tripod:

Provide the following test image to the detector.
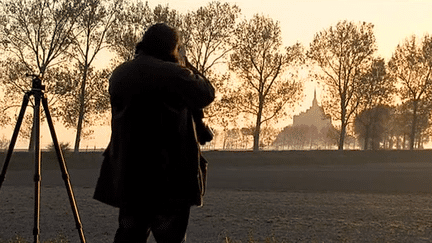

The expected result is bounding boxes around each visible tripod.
[0,75,86,243]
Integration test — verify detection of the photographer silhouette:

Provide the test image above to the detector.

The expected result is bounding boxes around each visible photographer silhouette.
[94,23,215,243]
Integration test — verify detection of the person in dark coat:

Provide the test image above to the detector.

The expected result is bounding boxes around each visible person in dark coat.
[93,23,215,243]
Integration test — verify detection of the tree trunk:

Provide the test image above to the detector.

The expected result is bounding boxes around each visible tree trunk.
[409,101,418,150]
[338,121,346,151]
[338,96,347,150]
[253,94,264,152]
[363,125,370,150]
[223,130,228,150]
[253,119,261,152]
[74,65,88,153]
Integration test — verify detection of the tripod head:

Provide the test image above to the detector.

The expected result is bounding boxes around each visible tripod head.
[26,74,45,91]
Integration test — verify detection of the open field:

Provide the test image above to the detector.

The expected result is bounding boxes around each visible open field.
[1,150,432,242]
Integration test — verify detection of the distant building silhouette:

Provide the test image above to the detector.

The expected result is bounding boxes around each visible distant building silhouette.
[273,89,336,149]
[292,89,331,130]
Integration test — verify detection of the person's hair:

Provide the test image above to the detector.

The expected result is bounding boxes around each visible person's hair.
[135,23,181,63]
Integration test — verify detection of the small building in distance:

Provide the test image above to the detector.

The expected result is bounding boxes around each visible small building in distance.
[292,89,331,130]
[273,89,336,149]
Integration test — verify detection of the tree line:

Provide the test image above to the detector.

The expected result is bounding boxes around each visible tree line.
[0,0,431,151]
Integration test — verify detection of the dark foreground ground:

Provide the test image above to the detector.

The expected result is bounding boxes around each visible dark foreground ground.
[1,150,432,242]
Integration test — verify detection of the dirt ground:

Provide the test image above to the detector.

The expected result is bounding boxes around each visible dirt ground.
[1,151,432,242]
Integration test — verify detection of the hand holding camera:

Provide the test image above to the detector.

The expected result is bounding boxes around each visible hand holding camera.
[192,109,214,145]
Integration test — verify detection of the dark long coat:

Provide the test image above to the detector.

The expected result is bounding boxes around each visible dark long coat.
[93,54,215,208]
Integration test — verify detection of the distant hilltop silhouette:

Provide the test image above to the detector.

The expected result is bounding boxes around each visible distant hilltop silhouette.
[292,89,332,131]
[273,89,337,150]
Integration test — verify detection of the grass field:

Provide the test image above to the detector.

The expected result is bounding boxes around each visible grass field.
[1,150,432,242]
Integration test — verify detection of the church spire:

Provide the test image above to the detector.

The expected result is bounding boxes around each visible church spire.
[312,88,318,107]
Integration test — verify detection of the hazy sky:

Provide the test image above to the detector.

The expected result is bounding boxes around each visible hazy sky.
[152,0,432,61]
[5,0,432,149]
[148,0,432,117]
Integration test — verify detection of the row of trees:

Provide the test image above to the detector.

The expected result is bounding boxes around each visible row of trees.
[0,0,304,152]
[354,103,431,150]
[273,124,337,150]
[309,22,432,150]
[346,34,432,151]
[0,0,431,151]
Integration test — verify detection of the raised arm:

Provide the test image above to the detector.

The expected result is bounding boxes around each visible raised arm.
[169,62,215,110]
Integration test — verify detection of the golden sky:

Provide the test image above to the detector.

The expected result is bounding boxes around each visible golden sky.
[153,0,432,60]
[4,0,432,149]
[150,0,432,120]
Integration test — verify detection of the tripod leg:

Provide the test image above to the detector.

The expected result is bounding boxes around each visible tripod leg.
[41,96,86,243]
[0,93,30,189]
[33,92,42,243]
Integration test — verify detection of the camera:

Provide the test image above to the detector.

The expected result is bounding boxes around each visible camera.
[195,121,214,145]
[193,109,213,145]
[26,74,45,90]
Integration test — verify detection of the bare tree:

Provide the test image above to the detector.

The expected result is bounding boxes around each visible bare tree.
[354,58,395,149]
[229,14,304,151]
[354,105,391,150]
[307,20,377,150]
[388,34,432,150]
[51,65,111,149]
[0,0,86,150]
[62,0,120,152]
[180,2,241,136]
[0,0,85,76]
[106,1,242,136]
[182,1,240,75]
[105,1,150,63]
[105,1,182,64]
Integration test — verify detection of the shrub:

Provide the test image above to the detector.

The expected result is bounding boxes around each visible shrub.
[45,142,71,154]
[0,135,10,151]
